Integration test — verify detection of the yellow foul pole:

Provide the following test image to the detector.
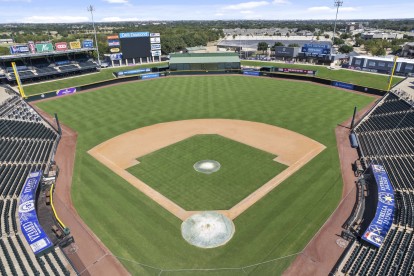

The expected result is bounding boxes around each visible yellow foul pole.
[387,56,398,92]
[11,62,26,98]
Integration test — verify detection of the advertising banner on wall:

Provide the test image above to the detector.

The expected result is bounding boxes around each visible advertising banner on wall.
[277,68,317,75]
[332,81,354,90]
[35,42,54,53]
[151,44,161,50]
[56,87,76,96]
[55,42,68,51]
[361,164,395,248]
[9,45,30,54]
[150,37,161,44]
[151,50,162,56]
[69,41,81,49]
[141,73,160,80]
[117,68,151,77]
[28,42,36,53]
[82,39,94,48]
[301,44,331,56]
[108,40,120,47]
[110,53,123,61]
[243,70,261,76]
[18,171,54,255]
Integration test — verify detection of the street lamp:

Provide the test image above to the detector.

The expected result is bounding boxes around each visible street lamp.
[332,0,343,44]
[87,5,101,66]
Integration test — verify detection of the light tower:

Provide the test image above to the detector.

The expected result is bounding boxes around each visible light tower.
[332,0,343,44]
[87,5,101,66]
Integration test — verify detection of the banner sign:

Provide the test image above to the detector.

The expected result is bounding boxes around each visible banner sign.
[69,41,81,49]
[82,40,94,48]
[10,45,30,54]
[332,81,354,90]
[117,68,151,77]
[107,35,119,40]
[19,171,53,255]
[119,32,149,39]
[151,50,162,57]
[56,87,76,96]
[110,53,123,61]
[108,40,120,47]
[55,42,68,51]
[141,73,160,80]
[110,48,120,53]
[243,70,260,76]
[277,68,316,75]
[151,44,161,50]
[362,164,395,247]
[301,44,330,56]
[150,33,160,37]
[28,42,36,54]
[150,37,161,44]
[35,43,54,53]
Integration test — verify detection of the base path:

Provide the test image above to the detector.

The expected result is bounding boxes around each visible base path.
[89,119,325,221]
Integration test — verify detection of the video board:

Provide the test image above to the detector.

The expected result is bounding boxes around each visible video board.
[118,32,161,59]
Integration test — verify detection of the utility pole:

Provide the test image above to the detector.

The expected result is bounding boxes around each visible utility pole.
[87,5,101,66]
[332,0,343,45]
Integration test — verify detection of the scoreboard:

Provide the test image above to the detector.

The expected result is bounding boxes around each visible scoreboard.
[117,32,161,59]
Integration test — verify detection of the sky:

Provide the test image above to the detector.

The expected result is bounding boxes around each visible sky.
[0,0,413,23]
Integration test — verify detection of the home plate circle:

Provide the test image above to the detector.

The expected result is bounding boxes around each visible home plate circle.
[193,160,221,174]
[181,212,235,248]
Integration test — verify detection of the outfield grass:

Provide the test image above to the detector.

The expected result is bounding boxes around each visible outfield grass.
[242,60,403,90]
[36,76,374,275]
[23,62,167,95]
[127,134,287,210]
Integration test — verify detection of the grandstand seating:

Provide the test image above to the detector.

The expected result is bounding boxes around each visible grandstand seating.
[0,86,74,275]
[335,91,414,275]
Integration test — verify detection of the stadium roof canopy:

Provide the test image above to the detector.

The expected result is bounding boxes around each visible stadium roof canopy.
[0,48,96,61]
[169,53,240,64]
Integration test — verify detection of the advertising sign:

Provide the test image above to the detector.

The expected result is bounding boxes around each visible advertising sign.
[56,87,76,96]
[301,44,331,56]
[107,35,119,40]
[82,39,94,48]
[108,40,120,47]
[10,45,30,54]
[362,164,395,247]
[19,171,54,255]
[274,46,296,57]
[55,42,68,51]
[151,44,161,50]
[277,68,316,75]
[117,68,151,77]
[332,81,354,90]
[69,41,81,49]
[110,53,123,61]
[110,48,120,53]
[141,73,160,80]
[150,37,161,44]
[119,32,149,39]
[151,50,162,57]
[243,70,260,76]
[35,43,54,53]
[150,33,160,37]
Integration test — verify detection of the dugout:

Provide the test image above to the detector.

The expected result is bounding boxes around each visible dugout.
[169,53,241,71]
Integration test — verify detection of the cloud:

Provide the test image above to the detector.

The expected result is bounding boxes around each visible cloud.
[307,6,357,12]
[215,13,225,17]
[21,16,89,23]
[272,0,290,4]
[101,17,139,22]
[223,1,269,10]
[240,10,254,14]
[103,0,128,3]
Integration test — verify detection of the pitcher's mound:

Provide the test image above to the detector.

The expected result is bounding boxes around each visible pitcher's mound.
[181,212,235,248]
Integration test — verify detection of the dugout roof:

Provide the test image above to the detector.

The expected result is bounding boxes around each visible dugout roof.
[169,53,240,64]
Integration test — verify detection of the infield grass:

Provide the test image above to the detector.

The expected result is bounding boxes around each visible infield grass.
[36,76,374,275]
[127,134,287,210]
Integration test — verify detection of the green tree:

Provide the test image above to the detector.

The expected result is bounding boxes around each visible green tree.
[288,43,300,47]
[257,42,269,53]
[274,42,285,46]
[333,37,345,45]
[338,45,354,53]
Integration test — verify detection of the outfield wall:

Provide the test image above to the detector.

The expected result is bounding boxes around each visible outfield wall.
[25,70,388,102]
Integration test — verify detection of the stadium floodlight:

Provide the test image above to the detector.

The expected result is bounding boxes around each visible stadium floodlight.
[332,0,343,44]
[87,5,101,66]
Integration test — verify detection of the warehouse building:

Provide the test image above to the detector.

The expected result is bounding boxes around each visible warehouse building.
[169,53,241,71]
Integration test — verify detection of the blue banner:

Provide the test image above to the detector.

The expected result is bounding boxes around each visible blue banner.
[332,81,354,90]
[119,32,149,39]
[141,73,160,80]
[117,68,151,77]
[362,164,395,247]
[10,45,30,54]
[19,171,53,255]
[243,71,260,76]
[82,40,94,48]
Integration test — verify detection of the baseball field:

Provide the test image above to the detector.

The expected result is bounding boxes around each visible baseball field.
[36,75,374,275]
